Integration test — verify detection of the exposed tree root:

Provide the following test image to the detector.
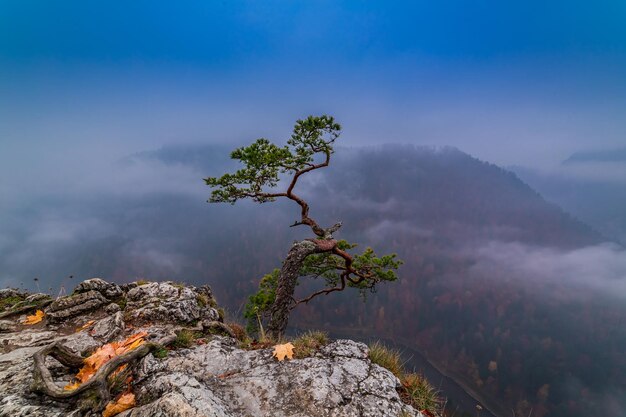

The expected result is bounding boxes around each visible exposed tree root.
[202,320,236,338]
[31,334,176,412]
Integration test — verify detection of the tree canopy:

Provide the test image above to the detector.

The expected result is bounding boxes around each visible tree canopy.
[205,115,401,338]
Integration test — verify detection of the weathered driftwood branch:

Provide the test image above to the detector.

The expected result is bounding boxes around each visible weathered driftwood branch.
[31,334,176,410]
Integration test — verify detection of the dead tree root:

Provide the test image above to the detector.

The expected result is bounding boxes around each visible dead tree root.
[31,334,176,412]
[201,320,236,338]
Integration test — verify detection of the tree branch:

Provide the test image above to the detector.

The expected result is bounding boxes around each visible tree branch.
[293,271,348,306]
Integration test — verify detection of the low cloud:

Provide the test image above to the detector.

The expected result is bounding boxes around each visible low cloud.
[468,241,626,299]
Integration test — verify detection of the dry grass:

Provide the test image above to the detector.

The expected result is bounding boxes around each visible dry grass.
[292,331,329,359]
[227,322,248,343]
[172,329,196,349]
[368,341,404,378]
[401,373,442,414]
[368,341,443,416]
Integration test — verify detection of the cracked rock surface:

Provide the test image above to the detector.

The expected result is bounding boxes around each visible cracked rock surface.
[124,337,421,417]
[0,279,421,417]
[125,282,220,324]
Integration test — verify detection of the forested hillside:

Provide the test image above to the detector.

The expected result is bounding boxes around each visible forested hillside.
[2,145,624,416]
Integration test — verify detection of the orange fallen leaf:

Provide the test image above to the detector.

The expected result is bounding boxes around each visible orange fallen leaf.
[23,310,45,325]
[119,332,148,348]
[77,320,95,332]
[81,344,116,381]
[71,333,148,384]
[63,381,81,391]
[272,342,295,361]
[109,364,128,380]
[75,363,97,384]
[119,337,144,354]
[102,392,136,417]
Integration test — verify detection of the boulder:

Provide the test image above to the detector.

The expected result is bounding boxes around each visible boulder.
[0,288,27,302]
[46,290,108,323]
[125,282,220,324]
[73,278,123,299]
[0,320,16,333]
[126,338,421,417]
[90,311,125,342]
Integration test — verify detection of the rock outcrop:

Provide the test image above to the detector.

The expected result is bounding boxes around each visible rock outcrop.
[0,279,422,417]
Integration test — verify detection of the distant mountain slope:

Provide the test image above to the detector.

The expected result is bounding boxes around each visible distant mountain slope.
[563,147,626,164]
[1,144,623,417]
[511,164,626,244]
[316,145,604,249]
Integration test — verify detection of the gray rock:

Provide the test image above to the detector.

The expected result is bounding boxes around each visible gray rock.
[129,337,421,417]
[1,293,52,316]
[46,290,108,323]
[90,311,124,342]
[0,394,70,417]
[0,288,27,301]
[125,282,219,324]
[0,280,422,417]
[119,392,219,417]
[0,330,58,351]
[0,345,95,417]
[121,282,138,292]
[24,293,52,304]
[105,302,122,314]
[0,320,16,333]
[73,278,123,299]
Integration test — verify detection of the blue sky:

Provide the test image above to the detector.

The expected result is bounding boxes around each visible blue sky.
[1,0,625,175]
[1,0,626,296]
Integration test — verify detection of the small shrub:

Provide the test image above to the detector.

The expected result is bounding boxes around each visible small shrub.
[115,297,127,310]
[227,322,248,342]
[400,373,442,415]
[172,329,196,349]
[293,331,329,359]
[136,279,150,286]
[368,341,404,378]
[196,294,209,308]
[243,269,279,336]
[0,295,24,312]
[153,346,169,359]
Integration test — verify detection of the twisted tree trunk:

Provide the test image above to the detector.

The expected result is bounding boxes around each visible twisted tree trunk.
[267,239,332,340]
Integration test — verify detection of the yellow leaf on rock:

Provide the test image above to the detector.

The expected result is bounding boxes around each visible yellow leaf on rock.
[77,320,95,332]
[23,310,45,325]
[72,333,148,384]
[83,344,116,376]
[272,342,295,361]
[118,337,144,354]
[63,381,81,391]
[102,392,136,417]
[75,363,97,384]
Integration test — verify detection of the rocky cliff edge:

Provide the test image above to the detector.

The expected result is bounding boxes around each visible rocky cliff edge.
[0,278,422,417]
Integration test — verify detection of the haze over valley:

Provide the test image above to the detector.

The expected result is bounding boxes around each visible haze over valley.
[2,2,625,416]
[1,144,624,416]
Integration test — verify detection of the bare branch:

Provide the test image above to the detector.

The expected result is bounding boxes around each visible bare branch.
[293,271,348,306]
